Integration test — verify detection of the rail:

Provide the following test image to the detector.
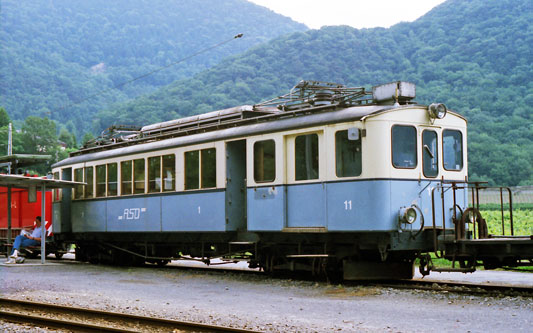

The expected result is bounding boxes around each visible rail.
[0,298,259,332]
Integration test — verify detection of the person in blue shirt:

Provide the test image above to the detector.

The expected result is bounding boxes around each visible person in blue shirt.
[6,216,42,264]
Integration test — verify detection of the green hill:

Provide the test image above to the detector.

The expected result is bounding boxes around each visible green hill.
[0,0,306,133]
[97,0,533,186]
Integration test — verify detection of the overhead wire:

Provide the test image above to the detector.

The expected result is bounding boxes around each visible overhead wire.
[50,33,244,115]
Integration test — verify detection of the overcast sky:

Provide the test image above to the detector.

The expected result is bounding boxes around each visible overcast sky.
[248,0,446,29]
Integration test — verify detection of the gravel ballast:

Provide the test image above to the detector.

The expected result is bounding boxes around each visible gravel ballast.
[1,259,531,332]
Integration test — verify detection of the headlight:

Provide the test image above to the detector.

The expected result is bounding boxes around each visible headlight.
[400,207,417,224]
[428,103,447,119]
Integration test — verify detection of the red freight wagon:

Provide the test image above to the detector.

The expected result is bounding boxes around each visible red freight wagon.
[0,186,53,238]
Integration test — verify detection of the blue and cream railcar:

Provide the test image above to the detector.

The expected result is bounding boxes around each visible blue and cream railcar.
[51,81,468,279]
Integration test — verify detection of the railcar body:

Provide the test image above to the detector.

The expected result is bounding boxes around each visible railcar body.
[51,81,474,279]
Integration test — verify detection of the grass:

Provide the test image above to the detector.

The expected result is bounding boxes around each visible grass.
[481,208,533,236]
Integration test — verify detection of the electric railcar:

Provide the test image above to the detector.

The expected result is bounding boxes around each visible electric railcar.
[50,81,529,279]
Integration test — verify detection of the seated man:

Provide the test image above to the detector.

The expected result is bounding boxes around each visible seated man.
[6,216,42,264]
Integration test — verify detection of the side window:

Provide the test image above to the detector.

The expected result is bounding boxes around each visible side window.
[162,154,175,192]
[95,165,106,197]
[73,168,83,199]
[121,161,133,195]
[84,166,94,198]
[53,172,61,202]
[201,149,216,188]
[392,125,417,169]
[148,156,161,193]
[133,159,145,194]
[422,130,438,178]
[107,163,117,196]
[254,140,275,182]
[443,130,463,171]
[185,151,199,190]
[295,133,319,181]
[185,148,216,190]
[335,129,362,177]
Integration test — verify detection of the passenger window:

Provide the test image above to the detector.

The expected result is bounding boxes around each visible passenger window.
[148,156,161,193]
[162,154,175,192]
[295,134,319,181]
[121,161,133,195]
[96,165,106,197]
[335,130,362,177]
[73,168,83,199]
[392,125,417,169]
[422,130,438,178]
[107,163,117,196]
[201,149,216,188]
[84,167,94,198]
[185,151,199,190]
[254,140,275,182]
[443,130,463,171]
[53,172,61,202]
[185,149,216,190]
[133,159,145,194]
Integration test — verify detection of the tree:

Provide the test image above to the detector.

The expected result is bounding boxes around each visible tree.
[0,107,10,127]
[19,116,60,174]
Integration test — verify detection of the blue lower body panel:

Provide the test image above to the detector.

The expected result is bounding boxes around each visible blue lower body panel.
[247,180,467,232]
[70,190,227,233]
[162,191,226,231]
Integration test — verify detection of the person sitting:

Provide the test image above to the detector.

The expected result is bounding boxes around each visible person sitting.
[6,216,42,264]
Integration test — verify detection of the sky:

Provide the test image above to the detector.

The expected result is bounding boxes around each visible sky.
[248,0,447,29]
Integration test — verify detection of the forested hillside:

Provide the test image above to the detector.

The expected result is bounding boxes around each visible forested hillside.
[0,0,306,133]
[98,0,533,186]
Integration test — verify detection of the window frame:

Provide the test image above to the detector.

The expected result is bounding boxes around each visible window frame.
[442,129,464,172]
[162,154,175,192]
[107,163,118,197]
[391,125,418,170]
[184,148,216,190]
[84,166,94,198]
[148,156,162,193]
[133,158,146,194]
[294,133,320,181]
[121,160,133,196]
[253,139,276,183]
[73,168,84,200]
[335,129,362,178]
[422,129,439,178]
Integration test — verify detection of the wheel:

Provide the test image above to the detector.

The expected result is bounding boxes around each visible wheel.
[54,252,64,259]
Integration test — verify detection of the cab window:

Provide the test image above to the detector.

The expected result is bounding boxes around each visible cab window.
[254,140,275,182]
[336,129,361,177]
[422,130,438,178]
[295,134,319,181]
[443,130,463,171]
[392,125,417,169]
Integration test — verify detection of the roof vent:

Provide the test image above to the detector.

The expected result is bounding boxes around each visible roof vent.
[372,81,415,105]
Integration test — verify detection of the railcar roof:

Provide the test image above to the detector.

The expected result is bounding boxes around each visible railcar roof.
[53,104,398,168]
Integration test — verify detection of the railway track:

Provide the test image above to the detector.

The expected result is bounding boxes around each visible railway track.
[0,298,259,333]
[371,279,533,297]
